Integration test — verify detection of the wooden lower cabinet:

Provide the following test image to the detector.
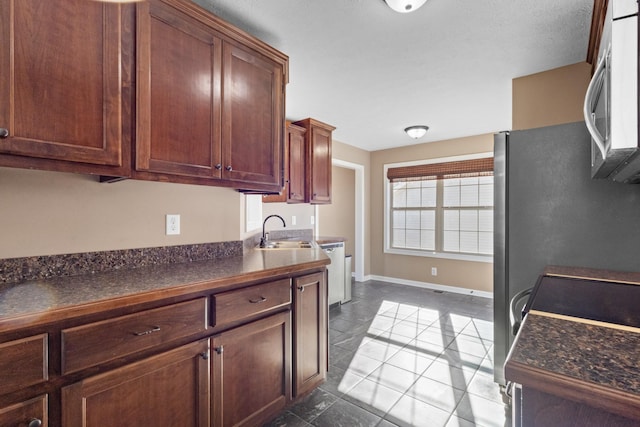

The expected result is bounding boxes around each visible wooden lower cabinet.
[0,394,47,427]
[293,272,328,398]
[3,269,327,427]
[61,340,210,427]
[211,311,291,427]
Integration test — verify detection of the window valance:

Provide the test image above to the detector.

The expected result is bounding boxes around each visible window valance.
[387,157,494,182]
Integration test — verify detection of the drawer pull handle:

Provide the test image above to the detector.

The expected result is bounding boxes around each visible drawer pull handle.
[28,419,42,427]
[133,326,161,336]
[249,296,267,304]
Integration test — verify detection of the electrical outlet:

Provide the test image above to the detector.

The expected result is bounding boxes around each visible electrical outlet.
[431,267,438,276]
[166,214,180,235]
[292,215,297,225]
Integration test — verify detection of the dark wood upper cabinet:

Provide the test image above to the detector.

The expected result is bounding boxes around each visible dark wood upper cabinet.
[263,121,306,203]
[294,118,335,204]
[136,0,287,191]
[0,0,131,176]
[136,0,222,179]
[222,42,284,188]
[286,123,307,203]
[1,0,287,191]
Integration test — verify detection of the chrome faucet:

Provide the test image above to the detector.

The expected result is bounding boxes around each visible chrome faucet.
[260,214,286,247]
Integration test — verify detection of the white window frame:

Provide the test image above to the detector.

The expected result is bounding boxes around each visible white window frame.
[384,152,494,263]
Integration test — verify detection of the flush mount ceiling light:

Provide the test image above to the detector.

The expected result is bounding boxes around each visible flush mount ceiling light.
[384,0,428,13]
[404,125,429,139]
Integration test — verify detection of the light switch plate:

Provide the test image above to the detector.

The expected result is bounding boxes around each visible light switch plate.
[166,214,180,235]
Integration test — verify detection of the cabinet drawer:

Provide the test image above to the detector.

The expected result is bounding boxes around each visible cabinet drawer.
[0,334,48,395]
[62,298,207,374]
[213,279,291,326]
[0,394,48,427]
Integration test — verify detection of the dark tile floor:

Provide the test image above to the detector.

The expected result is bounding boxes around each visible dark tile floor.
[265,280,510,427]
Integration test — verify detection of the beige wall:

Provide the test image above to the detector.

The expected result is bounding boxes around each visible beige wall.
[318,166,356,265]
[370,134,494,293]
[0,167,242,259]
[331,139,371,277]
[261,202,315,234]
[513,61,591,130]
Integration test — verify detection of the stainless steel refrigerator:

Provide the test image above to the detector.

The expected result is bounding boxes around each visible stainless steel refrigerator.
[493,121,640,385]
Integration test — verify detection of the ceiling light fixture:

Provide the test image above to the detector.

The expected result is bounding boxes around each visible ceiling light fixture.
[404,125,429,139]
[384,0,428,13]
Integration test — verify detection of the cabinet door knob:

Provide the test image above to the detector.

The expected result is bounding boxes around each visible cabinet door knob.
[0,128,8,139]
[297,286,305,293]
[225,165,233,171]
[214,346,224,355]
[200,351,209,360]
[215,163,222,170]
[28,419,42,427]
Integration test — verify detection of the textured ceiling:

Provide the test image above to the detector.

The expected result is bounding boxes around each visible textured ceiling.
[196,0,594,151]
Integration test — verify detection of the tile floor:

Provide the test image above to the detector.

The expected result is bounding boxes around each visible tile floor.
[265,280,511,427]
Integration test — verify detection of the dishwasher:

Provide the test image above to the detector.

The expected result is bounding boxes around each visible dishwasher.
[319,242,345,305]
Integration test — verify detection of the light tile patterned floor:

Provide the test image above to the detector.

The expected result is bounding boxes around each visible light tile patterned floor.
[265,280,510,427]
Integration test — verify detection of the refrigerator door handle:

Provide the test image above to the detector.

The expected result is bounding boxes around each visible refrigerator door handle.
[509,287,533,336]
[583,50,608,160]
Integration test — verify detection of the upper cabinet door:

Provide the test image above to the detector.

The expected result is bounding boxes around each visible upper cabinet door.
[136,0,222,178]
[294,118,335,204]
[287,123,307,203]
[0,0,124,166]
[222,42,284,188]
[307,124,333,204]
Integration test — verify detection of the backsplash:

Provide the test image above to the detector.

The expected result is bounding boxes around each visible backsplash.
[0,241,242,285]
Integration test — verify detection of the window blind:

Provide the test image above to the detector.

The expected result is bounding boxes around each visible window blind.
[387,157,494,182]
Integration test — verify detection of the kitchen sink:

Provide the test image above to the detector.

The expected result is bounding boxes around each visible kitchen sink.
[257,240,316,250]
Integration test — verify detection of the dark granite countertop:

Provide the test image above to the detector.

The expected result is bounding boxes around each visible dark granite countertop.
[508,313,640,395]
[0,248,329,333]
[506,312,640,418]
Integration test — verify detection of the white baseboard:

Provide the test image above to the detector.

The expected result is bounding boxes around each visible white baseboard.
[359,275,493,299]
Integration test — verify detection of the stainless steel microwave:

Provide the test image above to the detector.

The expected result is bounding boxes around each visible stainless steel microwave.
[584,0,639,183]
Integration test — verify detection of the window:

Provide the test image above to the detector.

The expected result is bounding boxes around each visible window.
[386,155,493,261]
